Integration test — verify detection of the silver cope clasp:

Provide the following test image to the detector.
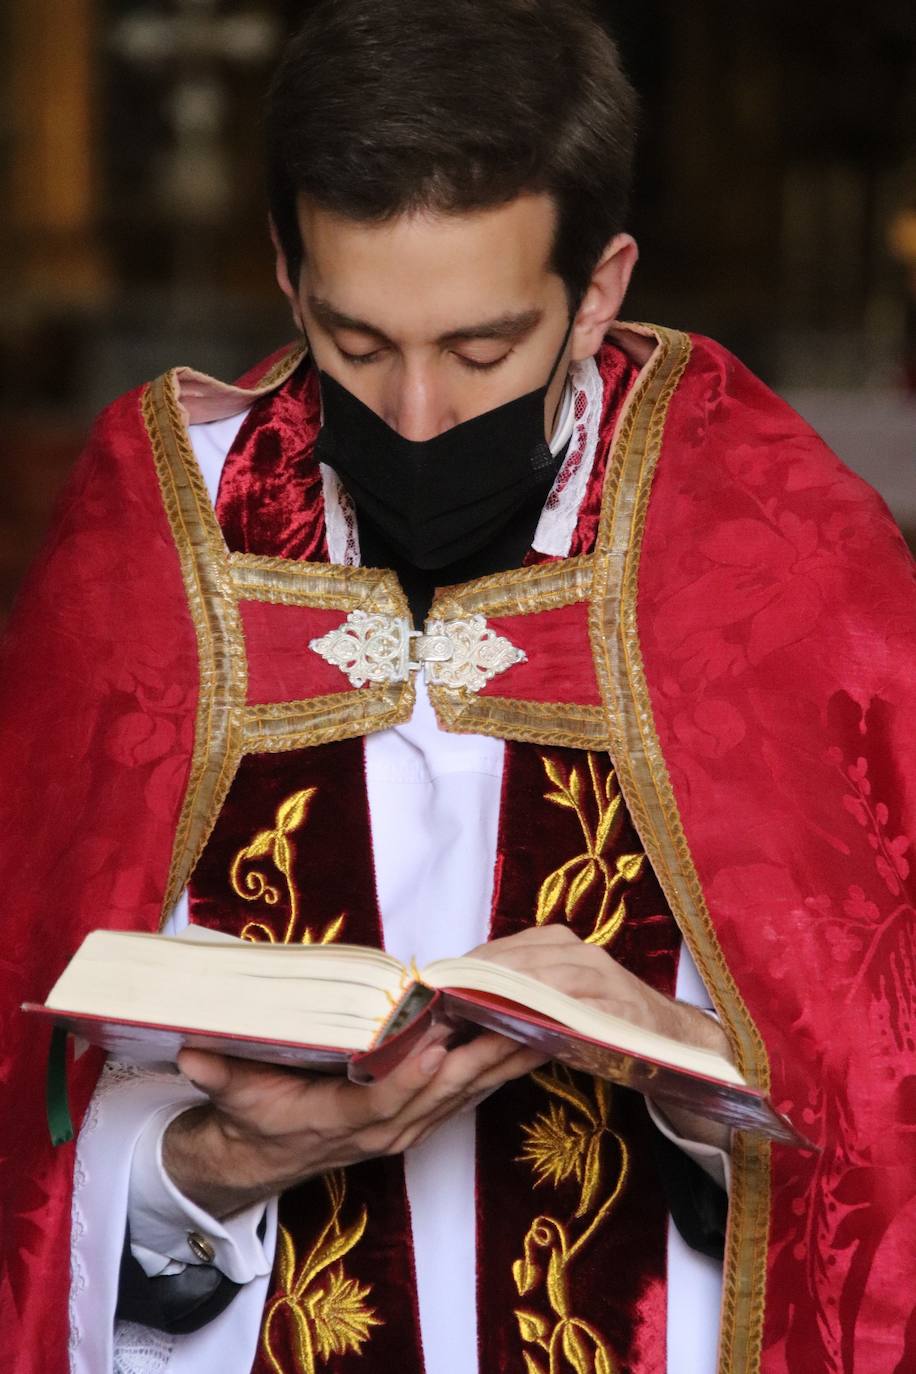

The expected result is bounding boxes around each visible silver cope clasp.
[309,610,526,692]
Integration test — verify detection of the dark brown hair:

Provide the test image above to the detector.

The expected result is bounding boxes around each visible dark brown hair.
[266,0,637,304]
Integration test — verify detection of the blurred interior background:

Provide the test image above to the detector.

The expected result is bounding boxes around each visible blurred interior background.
[0,0,914,621]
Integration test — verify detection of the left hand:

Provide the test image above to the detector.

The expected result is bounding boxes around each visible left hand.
[467,926,734,1150]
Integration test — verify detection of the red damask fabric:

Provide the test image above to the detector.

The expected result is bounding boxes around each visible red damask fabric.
[2,331,913,1374]
[0,390,202,1369]
[638,336,916,1373]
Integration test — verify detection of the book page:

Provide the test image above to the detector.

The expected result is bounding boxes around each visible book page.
[43,931,409,1052]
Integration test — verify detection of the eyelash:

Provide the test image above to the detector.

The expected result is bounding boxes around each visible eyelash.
[337,347,513,373]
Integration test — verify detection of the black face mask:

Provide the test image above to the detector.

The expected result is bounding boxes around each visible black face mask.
[313,324,572,570]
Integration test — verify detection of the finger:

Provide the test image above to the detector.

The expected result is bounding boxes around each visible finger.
[337,1032,452,1131]
[177,1048,238,1097]
[380,1032,538,1139]
[388,1042,548,1152]
[467,927,582,958]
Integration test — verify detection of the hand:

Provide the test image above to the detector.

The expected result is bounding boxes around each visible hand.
[467,926,734,1150]
[165,1024,545,1217]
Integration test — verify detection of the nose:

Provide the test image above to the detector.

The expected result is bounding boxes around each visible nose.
[385,360,454,441]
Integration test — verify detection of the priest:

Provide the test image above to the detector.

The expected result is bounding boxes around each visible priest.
[2,3,914,1373]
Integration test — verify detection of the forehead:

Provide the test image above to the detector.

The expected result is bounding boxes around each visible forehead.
[296,193,563,337]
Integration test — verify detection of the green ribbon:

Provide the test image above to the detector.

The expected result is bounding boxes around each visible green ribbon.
[46,1027,74,1146]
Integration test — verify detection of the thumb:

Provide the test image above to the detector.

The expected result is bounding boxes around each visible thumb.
[177,1048,234,1097]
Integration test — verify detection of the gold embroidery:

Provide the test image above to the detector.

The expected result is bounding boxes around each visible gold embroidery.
[262,1172,381,1374]
[144,367,416,930]
[536,755,645,947]
[587,323,771,1374]
[231,788,344,946]
[514,1069,626,1373]
[143,375,248,921]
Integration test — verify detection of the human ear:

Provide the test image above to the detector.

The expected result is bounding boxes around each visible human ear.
[269,216,305,331]
[569,234,639,361]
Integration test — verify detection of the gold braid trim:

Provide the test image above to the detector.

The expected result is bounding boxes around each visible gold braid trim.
[253,342,307,391]
[144,375,248,922]
[432,693,610,751]
[243,685,414,753]
[429,554,594,619]
[587,322,771,1374]
[229,552,409,614]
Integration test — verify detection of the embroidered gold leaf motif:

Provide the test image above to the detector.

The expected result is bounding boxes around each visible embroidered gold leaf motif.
[513,1068,627,1374]
[536,754,644,949]
[594,795,622,852]
[562,1321,596,1374]
[519,1102,591,1189]
[276,789,312,834]
[307,1265,382,1361]
[584,896,627,950]
[565,860,598,918]
[513,1256,541,1296]
[276,1221,296,1293]
[262,1172,380,1374]
[515,1308,551,1345]
[230,787,347,947]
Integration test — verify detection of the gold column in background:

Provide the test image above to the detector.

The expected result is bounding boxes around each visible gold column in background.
[8,0,108,302]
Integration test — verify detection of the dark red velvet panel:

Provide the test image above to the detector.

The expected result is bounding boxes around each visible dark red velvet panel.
[638,334,916,1371]
[188,738,426,1371]
[217,363,327,562]
[476,743,679,1374]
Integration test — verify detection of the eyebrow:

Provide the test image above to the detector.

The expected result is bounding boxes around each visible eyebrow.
[307,296,543,346]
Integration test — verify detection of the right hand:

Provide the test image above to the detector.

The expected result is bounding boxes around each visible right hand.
[165,1027,544,1216]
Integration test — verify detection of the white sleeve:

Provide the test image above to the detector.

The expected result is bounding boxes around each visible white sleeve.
[70,1060,280,1374]
[128,1104,274,1284]
[644,1096,731,1191]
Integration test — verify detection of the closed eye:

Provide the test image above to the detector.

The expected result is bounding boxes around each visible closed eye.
[454,349,514,373]
[337,345,385,366]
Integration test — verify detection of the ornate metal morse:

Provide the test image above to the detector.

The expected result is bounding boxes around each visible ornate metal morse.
[309,611,526,692]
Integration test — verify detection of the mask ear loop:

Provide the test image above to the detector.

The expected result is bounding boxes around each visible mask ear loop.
[543,312,577,442]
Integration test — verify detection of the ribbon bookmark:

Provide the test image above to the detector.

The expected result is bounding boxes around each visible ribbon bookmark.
[46,1026,74,1146]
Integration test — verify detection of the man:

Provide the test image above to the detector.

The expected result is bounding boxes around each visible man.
[2,3,914,1373]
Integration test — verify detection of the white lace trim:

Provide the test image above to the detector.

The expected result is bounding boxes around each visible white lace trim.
[532,355,604,557]
[114,1322,175,1374]
[321,462,360,565]
[70,1061,177,1372]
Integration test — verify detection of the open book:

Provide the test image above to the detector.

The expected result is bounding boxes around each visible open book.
[25,928,806,1145]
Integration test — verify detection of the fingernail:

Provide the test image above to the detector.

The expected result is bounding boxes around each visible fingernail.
[420,1045,447,1075]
